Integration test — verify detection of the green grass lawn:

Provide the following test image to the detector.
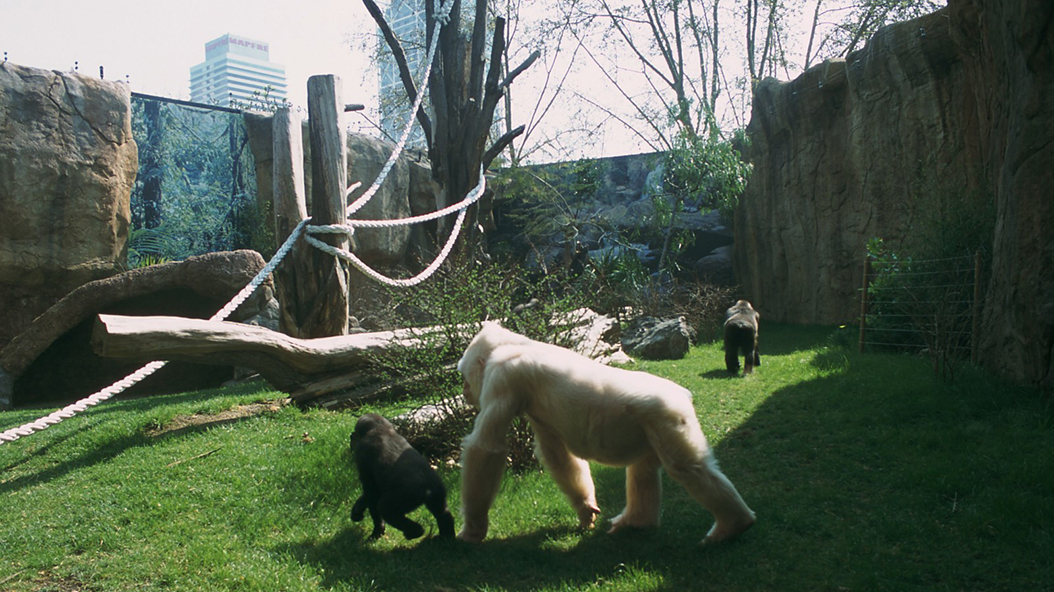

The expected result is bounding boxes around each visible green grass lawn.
[1,324,1051,591]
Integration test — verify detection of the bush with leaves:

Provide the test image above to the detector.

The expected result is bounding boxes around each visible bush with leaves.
[660,131,751,243]
[367,255,598,472]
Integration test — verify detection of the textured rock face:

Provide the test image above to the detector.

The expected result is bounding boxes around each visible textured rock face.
[735,7,973,325]
[345,133,415,266]
[0,62,137,349]
[1,250,271,407]
[735,0,1053,387]
[959,0,1054,389]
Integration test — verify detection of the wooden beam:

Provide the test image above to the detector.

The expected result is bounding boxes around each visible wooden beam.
[91,314,442,391]
[271,107,318,338]
[304,74,350,338]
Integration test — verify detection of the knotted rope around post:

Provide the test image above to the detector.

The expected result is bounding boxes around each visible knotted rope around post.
[306,166,485,287]
[0,0,474,444]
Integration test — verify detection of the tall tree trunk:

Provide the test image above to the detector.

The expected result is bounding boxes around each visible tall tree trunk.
[141,100,163,229]
[364,0,536,259]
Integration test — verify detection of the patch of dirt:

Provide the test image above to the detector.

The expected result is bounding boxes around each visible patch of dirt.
[3,570,92,592]
[146,399,288,438]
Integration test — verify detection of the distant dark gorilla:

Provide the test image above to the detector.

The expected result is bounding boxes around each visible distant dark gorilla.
[350,413,455,540]
[723,300,761,375]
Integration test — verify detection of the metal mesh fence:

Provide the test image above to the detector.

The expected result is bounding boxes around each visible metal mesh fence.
[859,251,981,380]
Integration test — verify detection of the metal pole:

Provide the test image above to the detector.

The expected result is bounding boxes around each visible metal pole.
[859,253,871,354]
[971,250,982,365]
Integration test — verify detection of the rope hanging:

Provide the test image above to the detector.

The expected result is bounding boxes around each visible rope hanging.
[347,0,452,217]
[0,0,482,444]
[306,167,485,287]
[0,219,312,445]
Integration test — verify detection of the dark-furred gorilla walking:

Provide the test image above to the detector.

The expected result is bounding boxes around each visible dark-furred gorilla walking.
[724,300,761,375]
[350,413,455,540]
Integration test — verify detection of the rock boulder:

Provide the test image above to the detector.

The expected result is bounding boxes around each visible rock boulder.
[734,0,1054,388]
[0,250,271,408]
[622,316,696,360]
[0,62,137,350]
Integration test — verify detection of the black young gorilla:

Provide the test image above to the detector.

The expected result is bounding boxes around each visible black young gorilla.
[723,300,761,375]
[350,413,455,539]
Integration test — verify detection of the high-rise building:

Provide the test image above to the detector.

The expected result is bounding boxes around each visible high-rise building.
[189,34,287,108]
[379,0,428,148]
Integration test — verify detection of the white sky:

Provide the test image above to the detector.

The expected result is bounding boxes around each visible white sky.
[1,0,378,110]
[1,0,854,161]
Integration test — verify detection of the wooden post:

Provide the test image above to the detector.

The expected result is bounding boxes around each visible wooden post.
[859,253,871,354]
[971,250,982,365]
[271,107,314,338]
[298,74,349,338]
[273,107,308,244]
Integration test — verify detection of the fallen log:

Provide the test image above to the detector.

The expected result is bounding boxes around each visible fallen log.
[91,314,450,397]
[91,309,628,408]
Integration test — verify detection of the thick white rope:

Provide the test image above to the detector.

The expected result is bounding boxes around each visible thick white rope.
[347,0,452,217]
[0,219,312,445]
[305,168,485,287]
[0,1,470,444]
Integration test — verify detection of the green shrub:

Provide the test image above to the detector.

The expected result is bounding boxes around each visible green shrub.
[863,171,996,380]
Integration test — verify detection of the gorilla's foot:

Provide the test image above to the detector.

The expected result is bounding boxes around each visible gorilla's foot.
[700,512,755,545]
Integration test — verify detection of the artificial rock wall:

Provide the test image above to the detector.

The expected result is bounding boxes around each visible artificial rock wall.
[734,0,1054,388]
[0,62,137,349]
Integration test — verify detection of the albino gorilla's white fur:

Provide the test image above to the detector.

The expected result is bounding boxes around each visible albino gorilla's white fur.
[456,322,756,545]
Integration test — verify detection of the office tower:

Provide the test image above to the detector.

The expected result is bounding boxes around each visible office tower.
[379,0,428,148]
[189,34,287,108]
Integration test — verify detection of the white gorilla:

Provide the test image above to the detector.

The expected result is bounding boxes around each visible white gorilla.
[456,322,755,545]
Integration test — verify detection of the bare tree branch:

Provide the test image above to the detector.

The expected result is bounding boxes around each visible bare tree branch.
[361,0,433,147]
[500,50,540,90]
[483,124,526,169]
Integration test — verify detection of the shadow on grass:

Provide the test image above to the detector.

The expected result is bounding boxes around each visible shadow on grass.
[284,349,1051,592]
[280,432,760,592]
[279,515,750,592]
[751,323,840,356]
[699,368,740,380]
[0,431,151,495]
[695,355,1053,591]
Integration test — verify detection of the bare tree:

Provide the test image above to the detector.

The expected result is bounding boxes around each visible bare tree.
[744,0,786,87]
[362,0,539,251]
[496,0,590,165]
[802,0,944,66]
[560,0,728,151]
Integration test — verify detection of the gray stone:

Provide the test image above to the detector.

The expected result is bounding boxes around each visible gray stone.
[345,133,413,266]
[622,316,696,360]
[695,245,734,286]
